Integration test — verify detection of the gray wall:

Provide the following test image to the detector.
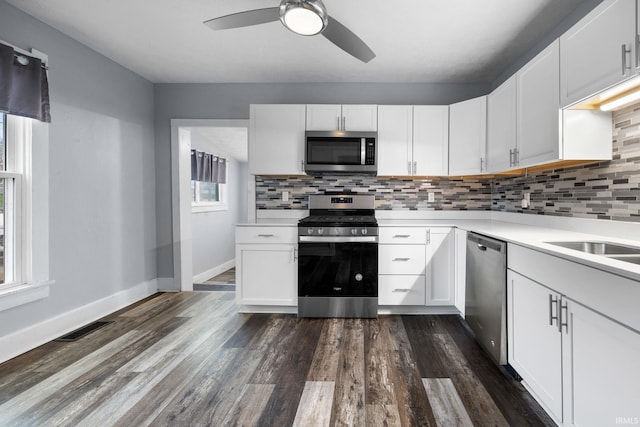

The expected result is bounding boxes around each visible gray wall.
[0,1,156,335]
[190,133,247,278]
[154,82,490,277]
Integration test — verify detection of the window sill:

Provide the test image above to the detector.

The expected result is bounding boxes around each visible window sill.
[0,280,53,313]
[192,204,228,213]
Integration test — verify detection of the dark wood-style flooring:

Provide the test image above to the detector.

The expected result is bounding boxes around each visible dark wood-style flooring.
[0,291,554,426]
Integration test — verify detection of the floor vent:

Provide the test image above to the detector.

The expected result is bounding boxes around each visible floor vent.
[54,321,113,342]
[193,283,236,292]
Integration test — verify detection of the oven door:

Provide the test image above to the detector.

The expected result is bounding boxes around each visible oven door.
[298,239,378,298]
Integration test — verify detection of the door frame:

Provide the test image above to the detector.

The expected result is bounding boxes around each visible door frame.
[170,119,249,291]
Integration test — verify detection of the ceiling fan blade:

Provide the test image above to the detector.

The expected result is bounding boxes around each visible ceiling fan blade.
[322,16,376,63]
[204,7,280,30]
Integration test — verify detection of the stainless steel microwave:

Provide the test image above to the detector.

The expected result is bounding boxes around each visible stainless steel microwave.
[304,131,377,174]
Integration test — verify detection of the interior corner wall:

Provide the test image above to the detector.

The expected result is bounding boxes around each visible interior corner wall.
[0,1,157,337]
[153,81,491,277]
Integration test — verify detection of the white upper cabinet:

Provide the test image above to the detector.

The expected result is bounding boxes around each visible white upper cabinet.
[486,75,517,173]
[449,96,487,176]
[560,0,637,107]
[305,104,342,131]
[377,105,413,175]
[413,106,449,176]
[306,104,377,131]
[249,104,306,175]
[377,105,449,176]
[517,40,561,167]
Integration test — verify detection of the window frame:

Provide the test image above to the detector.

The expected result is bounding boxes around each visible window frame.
[191,161,229,213]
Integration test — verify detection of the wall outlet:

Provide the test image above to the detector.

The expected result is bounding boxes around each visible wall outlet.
[428,192,435,202]
[521,192,530,208]
[282,191,289,202]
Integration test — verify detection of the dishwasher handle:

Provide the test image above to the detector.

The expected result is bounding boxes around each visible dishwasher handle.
[467,232,506,253]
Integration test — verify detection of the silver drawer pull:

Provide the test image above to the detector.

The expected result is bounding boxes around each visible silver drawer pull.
[393,235,411,238]
[257,234,275,238]
[392,288,411,293]
[392,257,410,261]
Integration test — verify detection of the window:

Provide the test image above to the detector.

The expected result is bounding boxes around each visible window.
[191,166,227,212]
[0,113,29,287]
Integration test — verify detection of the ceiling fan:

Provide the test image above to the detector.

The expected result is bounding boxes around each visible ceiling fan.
[204,0,376,63]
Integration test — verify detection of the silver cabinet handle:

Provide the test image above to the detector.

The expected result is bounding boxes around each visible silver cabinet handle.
[514,148,519,166]
[293,248,298,262]
[392,288,411,293]
[257,234,275,238]
[426,229,431,245]
[480,157,484,172]
[300,160,305,172]
[622,43,632,75]
[392,258,411,261]
[337,116,341,131]
[393,235,411,238]
[509,149,514,167]
[413,161,417,175]
[342,116,346,131]
[408,161,412,175]
[560,299,569,334]
[549,294,559,326]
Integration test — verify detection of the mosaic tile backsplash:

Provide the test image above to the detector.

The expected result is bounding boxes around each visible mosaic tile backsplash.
[256,105,640,221]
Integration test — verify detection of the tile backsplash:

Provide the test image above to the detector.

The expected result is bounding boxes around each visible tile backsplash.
[256,104,640,222]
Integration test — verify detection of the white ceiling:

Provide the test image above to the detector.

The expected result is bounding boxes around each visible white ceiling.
[190,127,248,163]
[7,0,587,84]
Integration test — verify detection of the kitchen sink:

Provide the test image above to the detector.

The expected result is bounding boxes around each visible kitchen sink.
[546,241,640,255]
[607,255,640,265]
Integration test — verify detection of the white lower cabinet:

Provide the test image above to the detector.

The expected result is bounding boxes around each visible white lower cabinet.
[236,226,297,306]
[508,245,640,426]
[378,226,454,307]
[507,270,563,422]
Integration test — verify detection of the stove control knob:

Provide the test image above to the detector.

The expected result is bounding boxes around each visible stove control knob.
[317,228,324,235]
[351,228,358,236]
[307,228,314,235]
[361,228,368,235]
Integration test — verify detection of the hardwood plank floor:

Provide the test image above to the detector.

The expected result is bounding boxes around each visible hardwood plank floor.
[0,292,556,426]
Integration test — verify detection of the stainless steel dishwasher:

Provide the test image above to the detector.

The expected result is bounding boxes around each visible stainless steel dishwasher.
[465,232,507,365]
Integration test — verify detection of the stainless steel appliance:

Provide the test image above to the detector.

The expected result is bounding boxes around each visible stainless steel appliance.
[465,232,508,365]
[304,131,377,174]
[298,194,378,318]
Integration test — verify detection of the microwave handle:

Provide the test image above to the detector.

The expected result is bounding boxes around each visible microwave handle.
[361,138,366,165]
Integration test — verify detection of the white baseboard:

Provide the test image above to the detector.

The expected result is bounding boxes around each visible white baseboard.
[193,259,235,283]
[157,277,178,292]
[0,278,158,364]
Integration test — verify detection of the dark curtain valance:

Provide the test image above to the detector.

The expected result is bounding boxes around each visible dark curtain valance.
[0,43,51,123]
[191,149,227,184]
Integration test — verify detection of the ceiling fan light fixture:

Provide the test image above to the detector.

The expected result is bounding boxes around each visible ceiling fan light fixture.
[280,0,328,36]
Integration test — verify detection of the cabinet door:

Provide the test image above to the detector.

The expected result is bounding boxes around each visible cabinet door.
[236,244,297,306]
[449,96,487,175]
[413,105,449,175]
[306,104,342,131]
[249,104,306,175]
[562,300,640,427]
[486,75,516,173]
[560,0,636,107]
[342,104,378,131]
[507,270,563,423]
[517,40,560,168]
[377,105,413,176]
[426,228,455,306]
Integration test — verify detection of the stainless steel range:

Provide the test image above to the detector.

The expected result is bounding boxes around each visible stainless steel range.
[297,194,378,318]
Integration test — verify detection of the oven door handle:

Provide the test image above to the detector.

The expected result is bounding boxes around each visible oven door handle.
[298,236,378,243]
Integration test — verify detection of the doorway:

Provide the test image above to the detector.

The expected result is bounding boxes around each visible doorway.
[170,119,249,292]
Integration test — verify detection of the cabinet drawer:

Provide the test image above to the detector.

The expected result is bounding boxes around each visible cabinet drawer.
[379,245,426,275]
[379,275,426,305]
[236,226,297,244]
[379,227,426,244]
